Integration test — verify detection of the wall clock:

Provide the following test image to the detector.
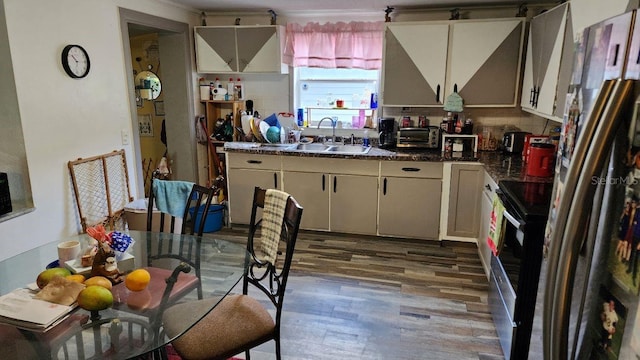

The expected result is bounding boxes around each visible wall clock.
[61,44,90,79]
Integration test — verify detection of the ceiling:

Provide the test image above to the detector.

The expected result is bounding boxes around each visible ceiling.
[168,0,557,14]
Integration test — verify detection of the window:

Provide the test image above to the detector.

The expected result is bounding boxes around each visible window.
[295,67,379,128]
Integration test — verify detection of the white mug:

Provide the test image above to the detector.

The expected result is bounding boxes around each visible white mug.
[58,240,81,265]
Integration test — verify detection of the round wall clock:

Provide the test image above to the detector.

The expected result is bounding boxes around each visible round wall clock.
[61,44,90,79]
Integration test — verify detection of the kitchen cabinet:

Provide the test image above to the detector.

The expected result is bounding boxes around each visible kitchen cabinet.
[382,18,524,107]
[378,162,442,240]
[445,163,484,239]
[477,170,498,279]
[520,2,574,120]
[382,22,449,106]
[282,157,379,235]
[194,25,288,74]
[226,153,281,224]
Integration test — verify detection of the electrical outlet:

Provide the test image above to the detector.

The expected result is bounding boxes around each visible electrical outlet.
[121,129,130,145]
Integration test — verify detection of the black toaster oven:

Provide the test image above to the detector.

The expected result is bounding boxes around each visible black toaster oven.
[0,172,11,216]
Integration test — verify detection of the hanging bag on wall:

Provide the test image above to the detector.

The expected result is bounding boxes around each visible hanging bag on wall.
[195,115,208,144]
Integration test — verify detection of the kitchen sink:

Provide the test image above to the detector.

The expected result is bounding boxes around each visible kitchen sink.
[294,143,331,151]
[326,145,372,154]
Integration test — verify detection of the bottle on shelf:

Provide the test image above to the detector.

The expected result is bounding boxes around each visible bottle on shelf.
[213,77,221,89]
[235,78,244,100]
[227,78,235,100]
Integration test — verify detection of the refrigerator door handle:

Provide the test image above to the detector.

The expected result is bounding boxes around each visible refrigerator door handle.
[547,79,634,360]
[543,80,617,360]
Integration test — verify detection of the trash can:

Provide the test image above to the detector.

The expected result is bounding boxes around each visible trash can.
[188,204,225,233]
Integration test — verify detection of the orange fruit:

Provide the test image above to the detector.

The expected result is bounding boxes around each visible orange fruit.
[77,285,113,311]
[125,269,151,292]
[36,268,71,289]
[84,276,113,290]
[65,274,86,283]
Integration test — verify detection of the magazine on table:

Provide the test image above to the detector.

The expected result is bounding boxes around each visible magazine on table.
[0,287,76,331]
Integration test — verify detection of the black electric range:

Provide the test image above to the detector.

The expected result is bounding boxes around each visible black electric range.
[490,180,553,360]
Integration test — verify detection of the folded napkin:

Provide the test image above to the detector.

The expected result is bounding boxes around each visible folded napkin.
[259,189,289,264]
[487,193,506,256]
[152,179,195,218]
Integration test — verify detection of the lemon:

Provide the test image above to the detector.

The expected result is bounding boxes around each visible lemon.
[77,285,114,311]
[125,269,151,292]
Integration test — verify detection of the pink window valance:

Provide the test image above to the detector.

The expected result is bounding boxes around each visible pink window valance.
[283,21,385,70]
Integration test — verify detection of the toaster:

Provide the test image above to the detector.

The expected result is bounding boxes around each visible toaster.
[502,131,531,154]
[396,127,441,149]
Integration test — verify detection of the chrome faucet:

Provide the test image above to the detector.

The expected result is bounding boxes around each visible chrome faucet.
[317,117,337,144]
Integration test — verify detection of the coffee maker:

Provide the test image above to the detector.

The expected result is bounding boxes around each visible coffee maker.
[378,118,397,149]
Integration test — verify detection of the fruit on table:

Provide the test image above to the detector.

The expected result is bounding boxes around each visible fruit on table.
[77,285,114,311]
[84,276,113,290]
[125,269,151,292]
[65,274,86,283]
[36,268,71,289]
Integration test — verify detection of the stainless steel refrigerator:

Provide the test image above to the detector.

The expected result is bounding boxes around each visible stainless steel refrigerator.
[527,9,640,360]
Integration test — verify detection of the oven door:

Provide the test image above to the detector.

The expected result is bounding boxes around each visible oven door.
[489,198,525,359]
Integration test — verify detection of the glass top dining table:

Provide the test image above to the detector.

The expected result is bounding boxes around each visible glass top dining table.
[0,230,248,360]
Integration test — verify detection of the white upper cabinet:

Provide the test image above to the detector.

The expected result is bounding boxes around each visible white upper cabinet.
[447,18,524,107]
[382,18,524,107]
[382,22,449,106]
[520,3,574,120]
[195,25,288,74]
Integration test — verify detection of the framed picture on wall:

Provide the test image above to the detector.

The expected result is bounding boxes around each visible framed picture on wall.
[154,101,165,116]
[138,114,153,137]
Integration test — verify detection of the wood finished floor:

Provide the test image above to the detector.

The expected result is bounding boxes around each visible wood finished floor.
[211,228,505,360]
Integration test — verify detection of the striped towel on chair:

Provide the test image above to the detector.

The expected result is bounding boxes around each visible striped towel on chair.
[259,189,289,264]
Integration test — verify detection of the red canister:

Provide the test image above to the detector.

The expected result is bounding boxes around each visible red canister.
[526,143,556,177]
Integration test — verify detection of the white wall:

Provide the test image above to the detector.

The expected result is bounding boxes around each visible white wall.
[0,0,198,261]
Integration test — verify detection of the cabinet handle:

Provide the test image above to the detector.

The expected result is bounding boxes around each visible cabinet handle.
[612,44,620,66]
[401,167,420,172]
[333,176,337,193]
[529,87,534,105]
[383,178,387,195]
[322,174,326,192]
[247,160,262,164]
[636,48,640,64]
[274,173,278,188]
[226,58,234,66]
[453,83,458,93]
[436,84,441,103]
[485,184,492,191]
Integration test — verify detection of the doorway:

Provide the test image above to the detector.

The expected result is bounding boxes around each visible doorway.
[119,8,197,197]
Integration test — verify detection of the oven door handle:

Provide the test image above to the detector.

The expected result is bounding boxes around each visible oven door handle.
[502,208,523,230]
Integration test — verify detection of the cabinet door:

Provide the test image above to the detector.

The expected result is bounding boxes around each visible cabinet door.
[282,171,329,231]
[447,164,483,238]
[330,174,378,235]
[382,23,449,106]
[194,27,237,73]
[378,177,441,240]
[447,19,524,106]
[236,26,284,73]
[227,168,279,224]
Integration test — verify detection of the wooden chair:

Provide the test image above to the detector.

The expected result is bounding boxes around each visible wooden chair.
[162,187,303,360]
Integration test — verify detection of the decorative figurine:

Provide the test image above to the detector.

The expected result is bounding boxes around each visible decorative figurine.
[91,241,123,284]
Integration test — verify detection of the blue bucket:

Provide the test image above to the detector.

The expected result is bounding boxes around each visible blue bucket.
[189,204,224,233]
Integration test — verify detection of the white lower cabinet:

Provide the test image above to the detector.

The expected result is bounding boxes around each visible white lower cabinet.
[282,157,378,235]
[226,153,281,225]
[378,162,443,240]
[443,163,484,240]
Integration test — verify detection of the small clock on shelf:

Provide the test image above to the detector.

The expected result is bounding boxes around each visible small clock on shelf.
[61,44,90,79]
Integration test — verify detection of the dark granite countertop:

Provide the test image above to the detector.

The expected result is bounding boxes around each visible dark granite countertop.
[223,142,555,185]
